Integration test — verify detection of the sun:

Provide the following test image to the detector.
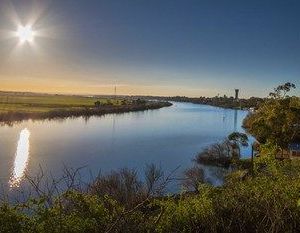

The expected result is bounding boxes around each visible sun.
[16,25,35,43]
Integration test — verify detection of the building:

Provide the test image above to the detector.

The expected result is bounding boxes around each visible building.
[276,142,300,159]
[289,143,300,157]
[249,107,255,113]
[235,89,239,100]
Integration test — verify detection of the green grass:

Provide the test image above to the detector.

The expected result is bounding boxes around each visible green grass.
[0,92,122,114]
[0,92,171,123]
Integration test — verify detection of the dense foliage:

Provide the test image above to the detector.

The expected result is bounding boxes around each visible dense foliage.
[243,83,300,148]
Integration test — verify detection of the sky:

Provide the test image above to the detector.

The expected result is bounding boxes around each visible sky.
[0,0,299,97]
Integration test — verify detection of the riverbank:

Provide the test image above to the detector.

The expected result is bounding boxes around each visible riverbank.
[140,95,264,110]
[0,92,172,124]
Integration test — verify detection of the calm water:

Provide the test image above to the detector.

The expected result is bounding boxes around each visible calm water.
[0,102,253,192]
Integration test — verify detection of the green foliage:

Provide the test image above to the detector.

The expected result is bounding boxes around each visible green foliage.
[0,204,33,233]
[94,100,101,107]
[156,185,217,233]
[160,158,300,232]
[244,83,300,148]
[224,169,249,183]
[228,132,249,147]
[29,191,116,233]
[157,163,300,232]
[216,175,300,232]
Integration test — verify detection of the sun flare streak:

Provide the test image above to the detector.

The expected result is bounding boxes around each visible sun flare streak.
[9,128,31,188]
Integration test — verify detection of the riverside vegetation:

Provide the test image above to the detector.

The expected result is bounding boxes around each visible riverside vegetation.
[159,95,264,109]
[0,83,300,233]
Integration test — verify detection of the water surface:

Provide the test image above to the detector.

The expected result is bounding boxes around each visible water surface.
[0,102,252,191]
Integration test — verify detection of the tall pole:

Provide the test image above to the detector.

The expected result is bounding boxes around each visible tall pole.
[251,143,254,177]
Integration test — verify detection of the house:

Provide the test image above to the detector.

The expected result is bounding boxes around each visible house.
[249,107,255,113]
[276,142,300,159]
[288,143,300,158]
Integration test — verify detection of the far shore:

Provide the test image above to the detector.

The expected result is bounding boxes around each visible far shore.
[0,92,172,124]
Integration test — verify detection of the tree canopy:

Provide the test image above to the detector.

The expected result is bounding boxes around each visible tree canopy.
[243,83,300,148]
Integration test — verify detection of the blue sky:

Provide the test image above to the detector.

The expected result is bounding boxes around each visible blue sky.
[0,0,299,97]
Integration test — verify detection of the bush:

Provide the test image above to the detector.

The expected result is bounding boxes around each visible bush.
[1,154,300,232]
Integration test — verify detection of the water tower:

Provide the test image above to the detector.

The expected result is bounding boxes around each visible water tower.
[235,89,239,100]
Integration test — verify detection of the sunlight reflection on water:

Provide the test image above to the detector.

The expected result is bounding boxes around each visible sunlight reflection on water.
[9,128,30,188]
[0,103,253,191]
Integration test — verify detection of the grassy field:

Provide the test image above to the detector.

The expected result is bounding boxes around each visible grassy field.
[0,92,171,123]
[0,92,122,114]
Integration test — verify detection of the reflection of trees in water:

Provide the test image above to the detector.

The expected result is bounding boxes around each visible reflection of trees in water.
[83,116,91,125]
[182,164,230,191]
[194,164,229,186]
[203,165,230,186]
[234,109,238,131]
[111,115,116,147]
[107,114,117,153]
[221,109,238,132]
[222,110,226,123]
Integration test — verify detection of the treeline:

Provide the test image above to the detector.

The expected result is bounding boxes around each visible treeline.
[116,93,265,109]
[145,95,265,109]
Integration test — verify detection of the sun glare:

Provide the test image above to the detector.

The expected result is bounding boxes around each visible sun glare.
[16,25,35,43]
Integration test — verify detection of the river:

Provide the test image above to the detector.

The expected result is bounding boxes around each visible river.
[0,102,253,192]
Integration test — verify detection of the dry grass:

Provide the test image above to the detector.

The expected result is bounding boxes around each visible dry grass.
[0,92,121,114]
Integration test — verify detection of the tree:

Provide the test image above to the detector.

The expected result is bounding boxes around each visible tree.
[94,101,101,107]
[228,132,249,158]
[269,82,296,99]
[195,140,232,167]
[243,83,300,149]
[135,98,146,105]
[182,166,205,192]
